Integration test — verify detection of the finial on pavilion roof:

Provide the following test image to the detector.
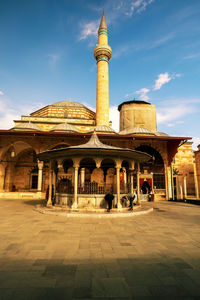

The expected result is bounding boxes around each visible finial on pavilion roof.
[99,8,107,30]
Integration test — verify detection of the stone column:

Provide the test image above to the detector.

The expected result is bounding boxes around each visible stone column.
[116,166,122,210]
[37,160,44,191]
[80,168,85,190]
[184,176,187,199]
[0,163,6,192]
[137,163,140,205]
[164,163,169,200]
[167,166,172,200]
[47,161,52,206]
[57,159,64,175]
[193,161,199,200]
[123,168,127,193]
[130,171,134,195]
[72,162,79,210]
[4,163,15,192]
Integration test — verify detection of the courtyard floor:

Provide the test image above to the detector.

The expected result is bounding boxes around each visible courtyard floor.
[0,199,200,300]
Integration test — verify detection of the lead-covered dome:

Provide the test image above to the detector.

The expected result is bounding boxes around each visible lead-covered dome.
[88,125,116,134]
[119,127,155,135]
[11,122,42,131]
[50,123,80,133]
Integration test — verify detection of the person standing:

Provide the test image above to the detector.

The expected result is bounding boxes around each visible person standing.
[127,192,136,211]
[105,191,114,212]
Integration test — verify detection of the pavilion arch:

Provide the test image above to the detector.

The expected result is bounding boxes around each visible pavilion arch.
[79,157,96,172]
[63,159,73,173]
[121,159,133,170]
[100,158,116,170]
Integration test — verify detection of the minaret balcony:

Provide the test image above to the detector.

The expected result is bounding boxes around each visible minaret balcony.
[94,44,112,61]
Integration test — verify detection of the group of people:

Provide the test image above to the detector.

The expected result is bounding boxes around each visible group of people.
[105,191,137,212]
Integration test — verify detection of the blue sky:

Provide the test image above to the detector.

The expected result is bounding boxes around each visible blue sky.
[0,0,200,147]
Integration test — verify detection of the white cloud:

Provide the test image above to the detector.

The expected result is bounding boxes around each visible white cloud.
[0,98,44,129]
[192,137,200,150]
[135,88,150,101]
[109,106,119,132]
[153,72,181,90]
[79,20,98,40]
[157,104,194,125]
[0,91,4,96]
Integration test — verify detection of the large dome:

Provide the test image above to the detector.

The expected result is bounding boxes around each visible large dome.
[52,101,85,108]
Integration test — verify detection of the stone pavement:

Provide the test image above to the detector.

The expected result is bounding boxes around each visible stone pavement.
[0,199,200,300]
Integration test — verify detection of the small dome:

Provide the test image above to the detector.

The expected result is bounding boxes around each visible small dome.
[119,127,155,135]
[88,125,116,134]
[52,101,85,108]
[11,122,42,131]
[155,131,169,136]
[50,123,80,133]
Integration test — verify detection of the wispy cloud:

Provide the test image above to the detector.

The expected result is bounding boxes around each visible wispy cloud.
[135,88,150,101]
[79,20,98,40]
[48,53,61,66]
[0,91,4,96]
[125,0,154,17]
[157,103,194,125]
[183,53,200,60]
[79,0,155,41]
[153,72,181,90]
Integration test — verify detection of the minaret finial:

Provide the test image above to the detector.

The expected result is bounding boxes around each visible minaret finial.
[99,8,107,30]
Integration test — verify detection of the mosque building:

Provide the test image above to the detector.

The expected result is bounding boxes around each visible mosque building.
[0,10,198,208]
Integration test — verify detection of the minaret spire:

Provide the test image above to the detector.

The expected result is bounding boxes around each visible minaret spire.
[94,9,112,126]
[99,8,107,30]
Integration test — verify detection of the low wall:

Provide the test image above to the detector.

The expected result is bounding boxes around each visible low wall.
[0,192,45,200]
[55,193,118,208]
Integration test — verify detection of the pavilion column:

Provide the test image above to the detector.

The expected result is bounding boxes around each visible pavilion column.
[116,165,122,210]
[123,168,127,193]
[130,171,134,195]
[72,162,79,210]
[37,160,44,192]
[47,161,53,206]
[80,168,85,190]
[137,163,140,205]
[184,176,187,199]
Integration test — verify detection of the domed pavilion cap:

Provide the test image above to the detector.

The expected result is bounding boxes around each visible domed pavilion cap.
[11,122,42,131]
[88,125,116,134]
[50,123,80,133]
[119,127,155,135]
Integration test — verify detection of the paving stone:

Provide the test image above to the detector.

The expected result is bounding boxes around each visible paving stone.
[0,200,200,299]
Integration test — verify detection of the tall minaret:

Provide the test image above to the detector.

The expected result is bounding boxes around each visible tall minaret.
[94,9,112,126]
